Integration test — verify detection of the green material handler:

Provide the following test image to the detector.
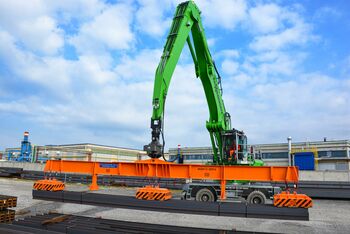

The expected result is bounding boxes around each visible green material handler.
[144,1,263,166]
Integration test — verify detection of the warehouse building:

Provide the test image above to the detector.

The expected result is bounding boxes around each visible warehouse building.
[169,139,350,171]
[5,143,148,163]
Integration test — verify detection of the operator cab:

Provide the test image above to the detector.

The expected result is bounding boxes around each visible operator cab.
[221,129,248,164]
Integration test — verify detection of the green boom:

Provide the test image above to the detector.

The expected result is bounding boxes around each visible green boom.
[144,1,232,163]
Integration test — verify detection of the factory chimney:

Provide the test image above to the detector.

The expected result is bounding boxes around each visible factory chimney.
[23,131,29,142]
[287,136,292,166]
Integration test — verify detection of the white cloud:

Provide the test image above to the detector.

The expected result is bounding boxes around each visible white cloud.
[135,0,174,37]
[252,51,306,77]
[74,55,116,85]
[246,3,317,52]
[225,73,252,88]
[221,59,239,75]
[340,55,350,76]
[216,49,240,59]
[207,38,217,47]
[70,3,135,53]
[313,6,341,21]
[217,49,240,76]
[17,16,64,55]
[46,0,106,22]
[196,0,247,30]
[218,49,306,87]
[164,64,209,147]
[114,49,162,82]
[250,23,312,51]
[0,31,72,93]
[251,74,350,117]
[223,74,350,143]
[0,0,63,55]
[134,0,248,36]
[248,4,282,34]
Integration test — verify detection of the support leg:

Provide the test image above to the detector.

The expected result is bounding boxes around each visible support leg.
[220,180,226,200]
[89,174,99,191]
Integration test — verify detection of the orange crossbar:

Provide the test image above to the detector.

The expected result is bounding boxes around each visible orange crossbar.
[44,159,299,199]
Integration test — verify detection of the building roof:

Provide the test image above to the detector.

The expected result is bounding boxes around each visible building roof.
[42,143,143,152]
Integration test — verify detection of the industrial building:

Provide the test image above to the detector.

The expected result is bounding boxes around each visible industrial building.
[3,132,148,162]
[5,143,147,163]
[169,139,350,171]
[5,132,350,171]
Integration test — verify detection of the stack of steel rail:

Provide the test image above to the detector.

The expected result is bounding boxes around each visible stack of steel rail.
[0,195,17,223]
[1,212,270,234]
[33,190,309,221]
[21,170,186,189]
[0,167,23,177]
[272,181,350,199]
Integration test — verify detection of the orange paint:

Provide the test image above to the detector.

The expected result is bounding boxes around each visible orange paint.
[136,185,172,201]
[274,191,312,208]
[33,179,65,191]
[44,159,299,182]
[43,159,299,200]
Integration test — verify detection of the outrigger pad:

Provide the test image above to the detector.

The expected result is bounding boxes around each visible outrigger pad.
[33,179,65,192]
[136,185,172,201]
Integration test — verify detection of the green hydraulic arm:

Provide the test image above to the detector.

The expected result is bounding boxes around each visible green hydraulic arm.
[144,1,232,164]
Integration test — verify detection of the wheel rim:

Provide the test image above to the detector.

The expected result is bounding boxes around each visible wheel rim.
[201,194,209,201]
[253,197,262,204]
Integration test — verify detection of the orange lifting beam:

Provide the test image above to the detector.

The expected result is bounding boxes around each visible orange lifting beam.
[44,159,299,200]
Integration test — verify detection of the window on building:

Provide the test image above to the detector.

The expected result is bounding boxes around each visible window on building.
[318,150,347,158]
[169,155,177,160]
[261,152,288,159]
[177,154,213,160]
[205,155,213,159]
[332,151,347,157]
[335,162,349,171]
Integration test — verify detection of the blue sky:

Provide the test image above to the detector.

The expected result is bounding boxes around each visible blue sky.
[0,0,349,151]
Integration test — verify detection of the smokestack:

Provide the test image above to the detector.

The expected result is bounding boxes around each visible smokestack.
[23,131,29,142]
[177,144,183,164]
[287,136,292,166]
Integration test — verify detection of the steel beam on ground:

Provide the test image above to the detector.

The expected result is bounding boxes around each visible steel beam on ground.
[32,190,309,221]
[6,213,245,234]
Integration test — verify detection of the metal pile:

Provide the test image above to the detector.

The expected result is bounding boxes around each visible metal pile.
[0,195,17,223]
[2,213,240,234]
[21,170,185,189]
[33,190,310,221]
[0,167,23,177]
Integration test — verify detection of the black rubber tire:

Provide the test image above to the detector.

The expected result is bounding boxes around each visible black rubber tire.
[247,190,267,204]
[195,188,215,202]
